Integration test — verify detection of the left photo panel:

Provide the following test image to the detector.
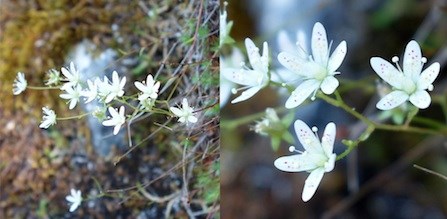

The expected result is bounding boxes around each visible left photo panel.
[0,0,219,218]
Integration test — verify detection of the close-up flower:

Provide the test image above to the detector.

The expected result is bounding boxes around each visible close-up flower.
[102,106,126,135]
[277,22,347,109]
[274,120,337,202]
[12,72,27,95]
[39,106,57,129]
[59,84,82,110]
[65,189,82,212]
[371,40,440,110]
[221,38,269,103]
[60,62,81,90]
[169,98,198,124]
[134,74,160,101]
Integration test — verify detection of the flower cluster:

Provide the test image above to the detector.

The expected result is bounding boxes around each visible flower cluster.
[12,61,201,212]
[13,61,198,137]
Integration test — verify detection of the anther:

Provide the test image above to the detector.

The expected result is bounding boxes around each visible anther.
[392,56,399,63]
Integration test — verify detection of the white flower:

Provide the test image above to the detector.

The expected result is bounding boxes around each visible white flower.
[371,40,440,110]
[278,22,347,108]
[274,120,336,202]
[103,71,126,103]
[134,74,160,101]
[65,189,82,212]
[221,38,269,103]
[170,98,198,124]
[39,107,57,129]
[60,62,81,90]
[102,106,126,135]
[13,72,27,95]
[60,84,82,110]
[81,79,98,103]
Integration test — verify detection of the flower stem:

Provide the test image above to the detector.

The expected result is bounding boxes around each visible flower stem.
[27,86,61,90]
[318,91,447,160]
[56,112,91,120]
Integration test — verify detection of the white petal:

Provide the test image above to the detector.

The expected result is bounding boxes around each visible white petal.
[108,107,119,118]
[170,107,183,117]
[68,99,77,109]
[188,115,198,123]
[302,168,325,202]
[409,90,431,109]
[104,93,115,103]
[311,22,329,65]
[322,122,336,157]
[221,68,263,86]
[69,202,78,212]
[274,154,318,172]
[231,86,262,104]
[134,81,146,92]
[277,31,296,54]
[324,153,336,172]
[245,38,266,73]
[320,76,339,94]
[181,98,189,109]
[327,41,347,73]
[61,67,71,79]
[370,57,405,89]
[102,120,116,126]
[403,40,422,78]
[285,80,319,109]
[277,52,308,77]
[294,120,324,154]
[113,123,122,135]
[417,62,440,89]
[376,90,409,110]
[120,76,127,88]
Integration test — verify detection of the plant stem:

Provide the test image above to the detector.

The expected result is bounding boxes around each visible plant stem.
[56,112,91,120]
[28,86,61,90]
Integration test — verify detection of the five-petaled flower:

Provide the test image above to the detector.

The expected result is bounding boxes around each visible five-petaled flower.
[170,98,198,124]
[65,189,82,212]
[13,72,27,95]
[102,71,127,103]
[60,84,83,110]
[221,38,269,103]
[371,40,440,110]
[102,106,126,135]
[278,22,347,109]
[134,74,160,101]
[39,106,57,129]
[274,120,336,202]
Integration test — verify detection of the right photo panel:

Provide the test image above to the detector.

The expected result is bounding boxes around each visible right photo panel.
[220,0,447,218]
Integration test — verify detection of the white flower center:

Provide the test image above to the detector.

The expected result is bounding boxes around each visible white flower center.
[402,78,416,94]
[310,63,328,81]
